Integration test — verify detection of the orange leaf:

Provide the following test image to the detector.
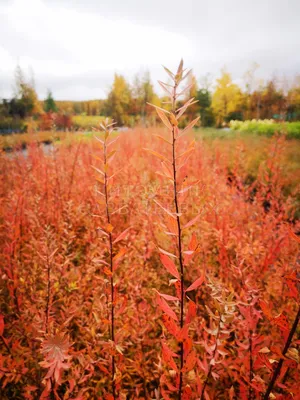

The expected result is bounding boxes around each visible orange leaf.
[155,108,173,130]
[182,350,197,372]
[178,117,200,138]
[113,247,127,261]
[162,342,178,371]
[188,232,198,250]
[143,148,169,163]
[153,134,172,145]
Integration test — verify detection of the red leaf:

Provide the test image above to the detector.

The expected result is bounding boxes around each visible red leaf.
[182,350,197,372]
[160,254,180,280]
[183,337,193,358]
[259,300,273,320]
[182,385,193,400]
[284,271,299,299]
[286,278,298,299]
[157,294,178,321]
[186,300,197,324]
[273,314,289,331]
[162,342,178,371]
[186,275,204,292]
[177,325,189,342]
[162,315,180,338]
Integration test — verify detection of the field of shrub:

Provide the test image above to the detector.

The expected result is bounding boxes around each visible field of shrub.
[230,120,300,139]
[0,124,299,399]
[0,63,299,400]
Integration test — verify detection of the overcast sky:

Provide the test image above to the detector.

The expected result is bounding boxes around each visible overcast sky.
[1,0,300,100]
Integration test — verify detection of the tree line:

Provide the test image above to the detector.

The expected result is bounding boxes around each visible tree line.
[1,64,300,132]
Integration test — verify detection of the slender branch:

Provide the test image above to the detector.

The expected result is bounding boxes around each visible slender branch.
[263,305,300,399]
[67,141,81,201]
[45,231,51,334]
[103,129,116,400]
[170,82,185,400]
[150,60,194,399]
[249,329,253,400]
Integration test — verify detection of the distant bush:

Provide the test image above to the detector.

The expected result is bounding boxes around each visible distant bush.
[39,112,72,131]
[72,115,105,130]
[230,119,300,139]
[0,117,25,134]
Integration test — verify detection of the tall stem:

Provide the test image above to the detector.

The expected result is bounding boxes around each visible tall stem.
[249,329,253,400]
[171,84,184,400]
[103,138,116,399]
[45,232,51,334]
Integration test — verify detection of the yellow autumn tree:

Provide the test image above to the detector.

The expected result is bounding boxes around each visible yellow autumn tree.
[212,68,242,126]
[105,74,132,126]
[14,65,43,117]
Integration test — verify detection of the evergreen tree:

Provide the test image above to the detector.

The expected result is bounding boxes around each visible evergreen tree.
[44,90,58,113]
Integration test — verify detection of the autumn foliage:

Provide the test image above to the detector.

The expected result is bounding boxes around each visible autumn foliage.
[0,61,299,400]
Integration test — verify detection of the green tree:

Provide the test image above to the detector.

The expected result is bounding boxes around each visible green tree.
[196,88,215,126]
[44,90,58,113]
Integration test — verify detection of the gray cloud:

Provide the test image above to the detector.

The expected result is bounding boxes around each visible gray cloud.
[1,0,300,100]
